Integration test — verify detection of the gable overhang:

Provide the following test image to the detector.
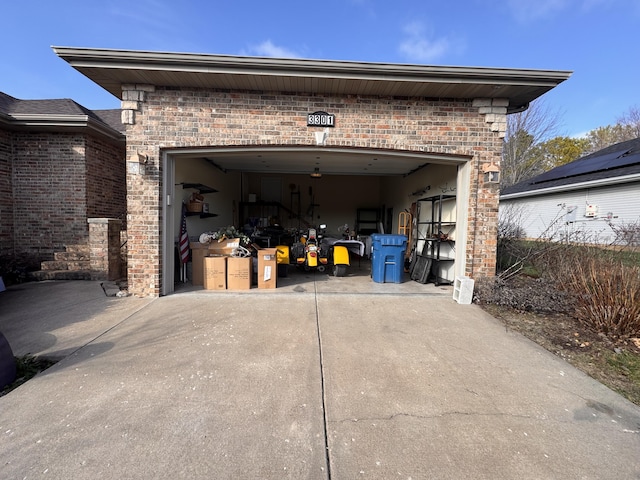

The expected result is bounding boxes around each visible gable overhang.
[53,47,571,113]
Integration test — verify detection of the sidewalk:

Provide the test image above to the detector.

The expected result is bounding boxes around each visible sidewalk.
[1,279,639,479]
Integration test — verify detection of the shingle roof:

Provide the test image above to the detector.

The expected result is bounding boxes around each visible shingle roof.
[0,91,124,136]
[92,109,125,133]
[501,137,640,197]
[0,92,18,113]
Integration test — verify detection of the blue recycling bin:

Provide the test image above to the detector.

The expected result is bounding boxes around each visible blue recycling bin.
[370,234,407,283]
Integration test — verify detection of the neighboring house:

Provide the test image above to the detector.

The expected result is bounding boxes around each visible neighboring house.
[0,92,126,277]
[500,138,640,245]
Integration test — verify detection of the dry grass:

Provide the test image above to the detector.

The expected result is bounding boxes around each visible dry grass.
[563,257,640,339]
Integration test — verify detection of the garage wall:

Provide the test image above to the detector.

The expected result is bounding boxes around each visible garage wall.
[123,85,503,296]
[174,163,384,244]
[243,173,382,234]
[175,158,241,240]
[381,163,460,233]
[311,175,382,233]
[175,163,466,244]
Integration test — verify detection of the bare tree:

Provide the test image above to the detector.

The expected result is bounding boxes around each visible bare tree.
[502,99,563,188]
[585,124,636,154]
[617,105,640,139]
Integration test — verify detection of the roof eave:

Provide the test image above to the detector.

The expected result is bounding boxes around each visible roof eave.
[500,173,640,200]
[52,46,572,111]
[52,46,572,82]
[3,113,125,142]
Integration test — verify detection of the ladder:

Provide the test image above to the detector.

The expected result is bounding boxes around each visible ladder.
[398,210,412,242]
[398,210,413,272]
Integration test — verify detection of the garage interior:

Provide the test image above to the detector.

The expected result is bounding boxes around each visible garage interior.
[169,146,467,292]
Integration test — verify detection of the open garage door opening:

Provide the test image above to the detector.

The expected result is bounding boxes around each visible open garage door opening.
[162,146,469,295]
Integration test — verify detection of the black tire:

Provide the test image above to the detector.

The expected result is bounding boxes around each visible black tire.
[333,264,347,277]
[277,264,288,278]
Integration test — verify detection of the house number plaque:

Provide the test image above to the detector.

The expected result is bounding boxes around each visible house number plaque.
[307,111,335,127]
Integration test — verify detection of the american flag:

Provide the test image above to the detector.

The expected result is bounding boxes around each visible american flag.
[179,201,190,264]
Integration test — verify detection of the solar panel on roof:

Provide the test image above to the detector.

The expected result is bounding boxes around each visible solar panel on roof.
[532,148,640,184]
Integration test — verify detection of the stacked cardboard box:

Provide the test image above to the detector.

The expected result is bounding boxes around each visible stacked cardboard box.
[203,256,227,290]
[256,248,277,289]
[190,238,242,286]
[227,257,252,290]
[195,240,278,290]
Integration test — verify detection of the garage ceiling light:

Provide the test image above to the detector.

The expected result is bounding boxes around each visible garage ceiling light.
[310,167,322,178]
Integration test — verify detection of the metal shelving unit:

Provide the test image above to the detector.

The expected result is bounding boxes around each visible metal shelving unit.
[411,194,456,285]
[356,208,381,235]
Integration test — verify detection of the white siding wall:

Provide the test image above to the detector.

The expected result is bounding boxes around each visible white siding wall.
[499,181,640,244]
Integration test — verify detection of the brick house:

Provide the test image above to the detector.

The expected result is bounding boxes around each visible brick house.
[0,92,126,280]
[52,47,570,297]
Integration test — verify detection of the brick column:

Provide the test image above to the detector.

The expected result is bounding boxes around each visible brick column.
[88,218,123,281]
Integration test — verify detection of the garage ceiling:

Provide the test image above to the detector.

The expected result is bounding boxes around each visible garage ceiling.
[174,146,467,176]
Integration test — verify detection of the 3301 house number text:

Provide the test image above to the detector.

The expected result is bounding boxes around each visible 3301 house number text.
[307,111,335,127]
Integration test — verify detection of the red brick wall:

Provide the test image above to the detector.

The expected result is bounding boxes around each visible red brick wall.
[8,131,125,268]
[11,132,88,267]
[124,86,503,296]
[0,129,13,258]
[86,135,126,224]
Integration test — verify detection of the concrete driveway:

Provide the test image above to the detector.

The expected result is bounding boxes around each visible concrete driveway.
[1,276,639,479]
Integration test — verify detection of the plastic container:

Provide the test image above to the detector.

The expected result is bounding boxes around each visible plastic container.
[370,234,407,283]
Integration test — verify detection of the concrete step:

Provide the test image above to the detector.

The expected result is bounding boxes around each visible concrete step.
[41,260,91,271]
[64,244,90,255]
[28,270,92,281]
[54,251,89,262]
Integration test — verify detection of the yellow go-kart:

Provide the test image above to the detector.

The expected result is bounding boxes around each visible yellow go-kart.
[276,225,350,277]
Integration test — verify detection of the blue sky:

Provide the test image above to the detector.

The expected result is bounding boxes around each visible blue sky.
[2,0,638,137]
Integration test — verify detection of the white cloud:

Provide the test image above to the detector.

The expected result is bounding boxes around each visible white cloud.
[398,22,461,63]
[247,40,301,59]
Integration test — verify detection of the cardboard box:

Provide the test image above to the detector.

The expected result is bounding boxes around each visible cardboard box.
[204,256,227,290]
[227,257,252,290]
[208,238,241,256]
[190,239,240,286]
[257,248,278,289]
[189,242,210,286]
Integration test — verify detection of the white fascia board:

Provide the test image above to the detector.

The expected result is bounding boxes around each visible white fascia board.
[8,114,124,141]
[52,46,572,85]
[500,173,640,200]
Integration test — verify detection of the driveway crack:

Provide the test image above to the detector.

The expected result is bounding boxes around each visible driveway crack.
[330,411,535,424]
[314,279,332,479]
